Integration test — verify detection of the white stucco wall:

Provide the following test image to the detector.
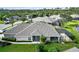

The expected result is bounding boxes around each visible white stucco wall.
[16,37,32,41]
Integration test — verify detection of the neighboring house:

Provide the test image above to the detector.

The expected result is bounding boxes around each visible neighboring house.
[4,22,60,42]
[49,15,62,25]
[71,14,79,20]
[56,28,72,42]
[11,16,20,20]
[4,18,10,24]
[32,15,62,26]
[32,16,52,23]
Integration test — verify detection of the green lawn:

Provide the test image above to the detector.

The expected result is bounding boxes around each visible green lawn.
[64,20,79,27]
[0,44,38,52]
[0,43,75,52]
[0,20,4,24]
[63,20,79,44]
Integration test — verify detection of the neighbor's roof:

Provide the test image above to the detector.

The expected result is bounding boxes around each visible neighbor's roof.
[32,16,52,23]
[32,16,61,23]
[71,14,79,18]
[50,15,62,19]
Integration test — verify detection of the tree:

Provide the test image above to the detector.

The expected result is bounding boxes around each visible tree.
[10,17,15,27]
[10,19,15,27]
[21,17,27,23]
[60,14,73,27]
[37,44,45,52]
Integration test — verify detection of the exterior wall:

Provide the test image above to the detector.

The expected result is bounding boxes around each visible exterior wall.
[16,37,32,41]
[4,34,60,42]
[60,33,72,42]
[46,37,60,42]
[46,37,50,42]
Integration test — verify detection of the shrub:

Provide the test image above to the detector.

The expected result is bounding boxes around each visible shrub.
[40,35,46,43]
[43,43,74,52]
[16,41,32,42]
[2,37,16,42]
[48,47,57,52]
[37,44,46,52]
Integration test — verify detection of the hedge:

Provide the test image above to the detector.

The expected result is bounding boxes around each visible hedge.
[2,37,16,42]
[37,43,74,52]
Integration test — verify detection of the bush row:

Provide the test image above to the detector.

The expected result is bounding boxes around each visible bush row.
[2,37,16,42]
[37,43,74,52]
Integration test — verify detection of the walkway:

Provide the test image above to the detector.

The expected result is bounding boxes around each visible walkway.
[65,47,79,52]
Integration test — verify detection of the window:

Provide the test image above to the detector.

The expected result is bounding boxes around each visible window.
[28,37,31,41]
[50,37,58,42]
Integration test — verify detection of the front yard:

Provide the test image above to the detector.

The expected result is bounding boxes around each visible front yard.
[0,44,38,52]
[0,42,75,52]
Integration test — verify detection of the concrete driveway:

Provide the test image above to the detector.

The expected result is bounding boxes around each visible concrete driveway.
[65,47,79,52]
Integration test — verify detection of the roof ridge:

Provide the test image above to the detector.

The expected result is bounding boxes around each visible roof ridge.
[15,23,35,36]
[31,29,42,36]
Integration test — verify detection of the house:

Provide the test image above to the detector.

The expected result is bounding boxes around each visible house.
[32,15,62,26]
[49,15,62,25]
[71,14,79,20]
[55,27,72,42]
[32,16,52,23]
[11,16,20,20]
[4,18,10,24]
[4,22,60,42]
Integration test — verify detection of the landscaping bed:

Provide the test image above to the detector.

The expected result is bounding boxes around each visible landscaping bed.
[38,43,74,52]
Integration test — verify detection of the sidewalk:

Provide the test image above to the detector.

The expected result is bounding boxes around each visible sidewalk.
[65,47,79,52]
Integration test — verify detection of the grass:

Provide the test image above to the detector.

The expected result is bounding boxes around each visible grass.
[0,20,78,52]
[0,43,74,52]
[0,20,4,24]
[0,44,38,52]
[63,20,79,44]
[64,20,79,27]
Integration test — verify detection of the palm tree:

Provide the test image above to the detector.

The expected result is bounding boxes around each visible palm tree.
[10,19,15,27]
[10,17,15,27]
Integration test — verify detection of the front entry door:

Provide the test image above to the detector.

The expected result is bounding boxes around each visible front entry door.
[33,36,40,42]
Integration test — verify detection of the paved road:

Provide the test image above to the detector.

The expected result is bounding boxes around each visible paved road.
[0,24,11,30]
[65,47,79,52]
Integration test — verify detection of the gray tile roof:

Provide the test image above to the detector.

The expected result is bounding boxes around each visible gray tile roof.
[32,16,61,23]
[15,22,60,37]
[4,23,30,34]
[32,16,52,23]
[4,22,60,37]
